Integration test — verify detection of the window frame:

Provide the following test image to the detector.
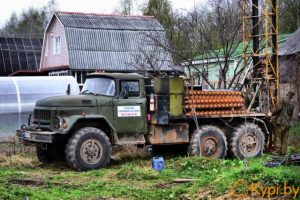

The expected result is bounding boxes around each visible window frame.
[119,80,141,98]
[81,77,116,97]
[53,36,61,54]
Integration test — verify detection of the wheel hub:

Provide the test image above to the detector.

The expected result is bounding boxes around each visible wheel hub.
[80,139,103,164]
[201,137,219,157]
[240,132,258,155]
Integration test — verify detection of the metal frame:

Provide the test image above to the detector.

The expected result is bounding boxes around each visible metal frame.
[242,0,279,111]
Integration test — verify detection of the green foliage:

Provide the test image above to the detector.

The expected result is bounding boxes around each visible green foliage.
[291,121,300,136]
[143,0,173,29]
[0,0,56,38]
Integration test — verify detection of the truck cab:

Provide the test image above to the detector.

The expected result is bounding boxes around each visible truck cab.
[17,73,148,170]
[81,73,147,142]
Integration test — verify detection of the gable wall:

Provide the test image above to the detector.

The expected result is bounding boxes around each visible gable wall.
[41,17,69,71]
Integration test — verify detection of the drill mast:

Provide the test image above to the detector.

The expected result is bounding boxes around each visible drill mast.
[242,0,279,112]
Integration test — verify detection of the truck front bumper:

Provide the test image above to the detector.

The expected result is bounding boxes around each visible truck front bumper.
[16,128,58,144]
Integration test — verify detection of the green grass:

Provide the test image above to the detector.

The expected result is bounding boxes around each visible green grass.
[0,154,299,200]
[287,122,300,154]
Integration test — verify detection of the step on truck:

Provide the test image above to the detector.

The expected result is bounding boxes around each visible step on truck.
[17,73,270,171]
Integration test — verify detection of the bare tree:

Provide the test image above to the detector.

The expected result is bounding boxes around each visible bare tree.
[147,0,245,89]
[181,0,243,89]
[129,0,245,83]
[120,0,133,15]
[279,0,300,33]
[128,30,175,76]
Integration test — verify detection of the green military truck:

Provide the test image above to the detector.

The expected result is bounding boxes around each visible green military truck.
[17,73,270,171]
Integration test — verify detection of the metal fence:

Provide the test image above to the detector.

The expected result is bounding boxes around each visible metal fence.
[0,113,31,137]
[0,136,35,156]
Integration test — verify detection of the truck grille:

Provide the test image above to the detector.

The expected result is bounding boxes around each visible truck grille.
[34,109,52,130]
[34,109,51,121]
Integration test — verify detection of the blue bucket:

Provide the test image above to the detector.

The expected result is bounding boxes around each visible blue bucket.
[152,156,164,171]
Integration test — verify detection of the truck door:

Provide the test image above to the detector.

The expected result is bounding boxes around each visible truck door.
[113,80,147,144]
[113,80,147,139]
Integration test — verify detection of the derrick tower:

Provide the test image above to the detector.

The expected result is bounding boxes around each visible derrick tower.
[242,0,279,112]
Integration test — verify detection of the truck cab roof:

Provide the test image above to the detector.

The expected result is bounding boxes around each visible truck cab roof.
[86,72,144,80]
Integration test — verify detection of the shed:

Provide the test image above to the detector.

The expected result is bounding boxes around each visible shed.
[40,11,174,84]
[0,37,43,76]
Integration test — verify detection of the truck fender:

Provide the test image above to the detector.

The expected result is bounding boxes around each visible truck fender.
[62,115,119,144]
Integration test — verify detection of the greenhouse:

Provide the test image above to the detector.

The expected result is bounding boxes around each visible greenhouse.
[0,76,79,137]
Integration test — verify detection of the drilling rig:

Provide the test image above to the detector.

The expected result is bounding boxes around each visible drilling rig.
[242,0,279,113]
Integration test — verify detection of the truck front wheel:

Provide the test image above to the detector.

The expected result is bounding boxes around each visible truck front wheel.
[188,125,227,159]
[65,127,111,171]
[230,123,265,159]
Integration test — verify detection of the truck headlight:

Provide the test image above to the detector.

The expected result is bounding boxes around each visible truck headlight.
[53,116,64,130]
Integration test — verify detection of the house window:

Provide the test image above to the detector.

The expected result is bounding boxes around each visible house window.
[53,36,61,54]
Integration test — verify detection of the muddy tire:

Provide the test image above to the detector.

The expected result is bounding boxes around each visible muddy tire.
[188,125,227,159]
[230,123,265,159]
[65,127,111,171]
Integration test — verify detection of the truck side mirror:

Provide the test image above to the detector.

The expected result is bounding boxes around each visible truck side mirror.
[120,89,129,99]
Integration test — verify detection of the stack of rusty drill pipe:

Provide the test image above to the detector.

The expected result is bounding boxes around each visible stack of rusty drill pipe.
[185,97,244,104]
[186,90,241,95]
[184,90,247,116]
[185,110,247,116]
[185,103,244,109]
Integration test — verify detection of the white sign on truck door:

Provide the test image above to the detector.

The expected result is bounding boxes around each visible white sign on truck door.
[117,106,141,117]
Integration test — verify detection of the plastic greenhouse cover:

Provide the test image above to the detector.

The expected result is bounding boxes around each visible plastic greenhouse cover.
[0,76,80,136]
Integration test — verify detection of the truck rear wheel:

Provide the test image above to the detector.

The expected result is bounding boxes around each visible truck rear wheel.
[230,123,265,159]
[65,127,111,171]
[188,125,227,159]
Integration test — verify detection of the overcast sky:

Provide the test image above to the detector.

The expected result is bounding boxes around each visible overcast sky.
[0,0,207,27]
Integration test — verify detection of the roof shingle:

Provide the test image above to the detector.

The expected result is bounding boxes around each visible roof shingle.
[55,11,164,31]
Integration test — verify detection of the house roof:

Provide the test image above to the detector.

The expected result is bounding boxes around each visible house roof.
[279,28,300,56]
[0,37,42,76]
[55,11,164,31]
[86,72,144,79]
[45,11,173,72]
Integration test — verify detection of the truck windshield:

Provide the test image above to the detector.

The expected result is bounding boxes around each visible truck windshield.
[81,77,115,96]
